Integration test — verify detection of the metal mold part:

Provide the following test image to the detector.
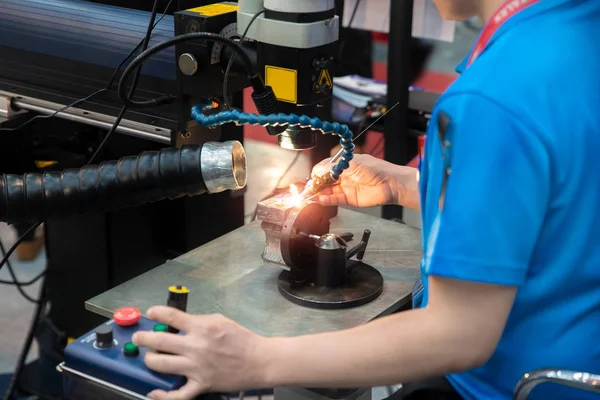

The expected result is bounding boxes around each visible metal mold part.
[256,194,329,270]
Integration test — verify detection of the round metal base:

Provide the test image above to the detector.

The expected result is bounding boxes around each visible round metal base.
[278,262,384,310]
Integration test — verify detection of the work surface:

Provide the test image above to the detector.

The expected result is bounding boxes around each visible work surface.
[86,209,423,337]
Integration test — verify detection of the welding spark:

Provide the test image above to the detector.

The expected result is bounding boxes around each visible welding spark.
[285,184,304,208]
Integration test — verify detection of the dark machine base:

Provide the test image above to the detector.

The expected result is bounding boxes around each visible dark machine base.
[278,261,384,310]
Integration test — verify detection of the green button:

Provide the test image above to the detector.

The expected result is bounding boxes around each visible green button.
[123,342,139,357]
[153,323,168,332]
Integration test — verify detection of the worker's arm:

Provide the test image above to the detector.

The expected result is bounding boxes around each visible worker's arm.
[133,93,550,400]
[263,277,516,388]
[270,95,550,389]
[313,154,421,210]
[134,279,515,398]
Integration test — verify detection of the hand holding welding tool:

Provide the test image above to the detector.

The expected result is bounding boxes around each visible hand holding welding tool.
[300,102,403,201]
[310,154,421,210]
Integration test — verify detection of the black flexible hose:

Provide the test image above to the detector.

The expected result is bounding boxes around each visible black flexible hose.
[0,144,240,225]
[118,32,265,109]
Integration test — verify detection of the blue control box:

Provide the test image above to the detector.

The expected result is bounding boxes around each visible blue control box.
[63,314,185,397]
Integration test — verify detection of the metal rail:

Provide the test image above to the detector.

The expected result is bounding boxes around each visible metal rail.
[1,91,171,143]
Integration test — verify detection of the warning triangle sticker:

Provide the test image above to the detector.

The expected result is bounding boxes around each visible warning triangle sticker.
[318,69,333,89]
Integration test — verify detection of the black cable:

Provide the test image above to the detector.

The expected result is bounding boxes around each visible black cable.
[0,0,164,272]
[347,0,362,29]
[3,1,164,399]
[0,269,44,286]
[105,0,174,91]
[0,241,41,304]
[0,0,167,281]
[118,32,262,109]
[2,276,46,400]
[0,224,39,276]
[87,0,166,164]
[222,9,265,109]
[0,0,173,134]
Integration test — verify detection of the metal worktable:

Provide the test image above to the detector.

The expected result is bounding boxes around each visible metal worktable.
[86,209,422,337]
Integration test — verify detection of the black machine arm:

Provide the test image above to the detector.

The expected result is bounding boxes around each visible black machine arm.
[0,141,246,225]
[345,230,371,261]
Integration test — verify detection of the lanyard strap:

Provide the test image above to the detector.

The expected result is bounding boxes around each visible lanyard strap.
[467,0,541,67]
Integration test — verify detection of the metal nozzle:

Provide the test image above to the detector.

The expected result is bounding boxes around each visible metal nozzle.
[300,171,337,200]
[278,127,317,150]
[200,141,247,193]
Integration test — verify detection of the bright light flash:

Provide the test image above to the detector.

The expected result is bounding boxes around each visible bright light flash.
[286,184,303,208]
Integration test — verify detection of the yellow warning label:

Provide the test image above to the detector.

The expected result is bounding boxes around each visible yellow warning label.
[35,160,58,169]
[265,66,298,104]
[318,69,333,89]
[187,3,238,17]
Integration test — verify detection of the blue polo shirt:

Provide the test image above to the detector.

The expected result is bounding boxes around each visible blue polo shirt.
[418,0,600,399]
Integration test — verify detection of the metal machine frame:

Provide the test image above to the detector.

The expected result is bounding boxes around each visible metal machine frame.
[384,0,417,221]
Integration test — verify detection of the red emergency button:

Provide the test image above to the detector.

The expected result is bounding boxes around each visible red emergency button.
[113,307,141,327]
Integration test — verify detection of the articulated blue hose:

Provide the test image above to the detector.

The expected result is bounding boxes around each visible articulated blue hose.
[191,103,355,180]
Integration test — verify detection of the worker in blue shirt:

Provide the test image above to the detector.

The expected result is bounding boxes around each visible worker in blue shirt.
[133,0,600,399]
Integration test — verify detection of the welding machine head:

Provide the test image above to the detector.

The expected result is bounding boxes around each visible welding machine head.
[236,0,339,150]
[173,1,338,149]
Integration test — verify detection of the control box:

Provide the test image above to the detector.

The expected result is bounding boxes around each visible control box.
[60,307,185,399]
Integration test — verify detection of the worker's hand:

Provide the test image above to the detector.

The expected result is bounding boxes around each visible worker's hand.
[132,306,269,400]
[313,154,419,209]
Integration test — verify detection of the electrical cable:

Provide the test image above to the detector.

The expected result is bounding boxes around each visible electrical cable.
[0,224,38,276]
[222,9,265,110]
[0,0,173,134]
[0,269,44,287]
[2,276,46,400]
[3,2,165,397]
[0,0,165,276]
[104,0,174,92]
[118,32,262,109]
[88,0,166,165]
[0,241,41,304]
[0,0,170,280]
[0,0,173,132]
[347,0,362,29]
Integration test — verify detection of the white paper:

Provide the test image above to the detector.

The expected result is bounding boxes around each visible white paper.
[342,0,456,42]
[334,75,387,97]
[332,86,372,108]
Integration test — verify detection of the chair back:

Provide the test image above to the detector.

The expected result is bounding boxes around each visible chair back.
[513,369,600,399]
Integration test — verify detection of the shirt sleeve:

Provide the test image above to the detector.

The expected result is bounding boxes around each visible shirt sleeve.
[425,93,551,286]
